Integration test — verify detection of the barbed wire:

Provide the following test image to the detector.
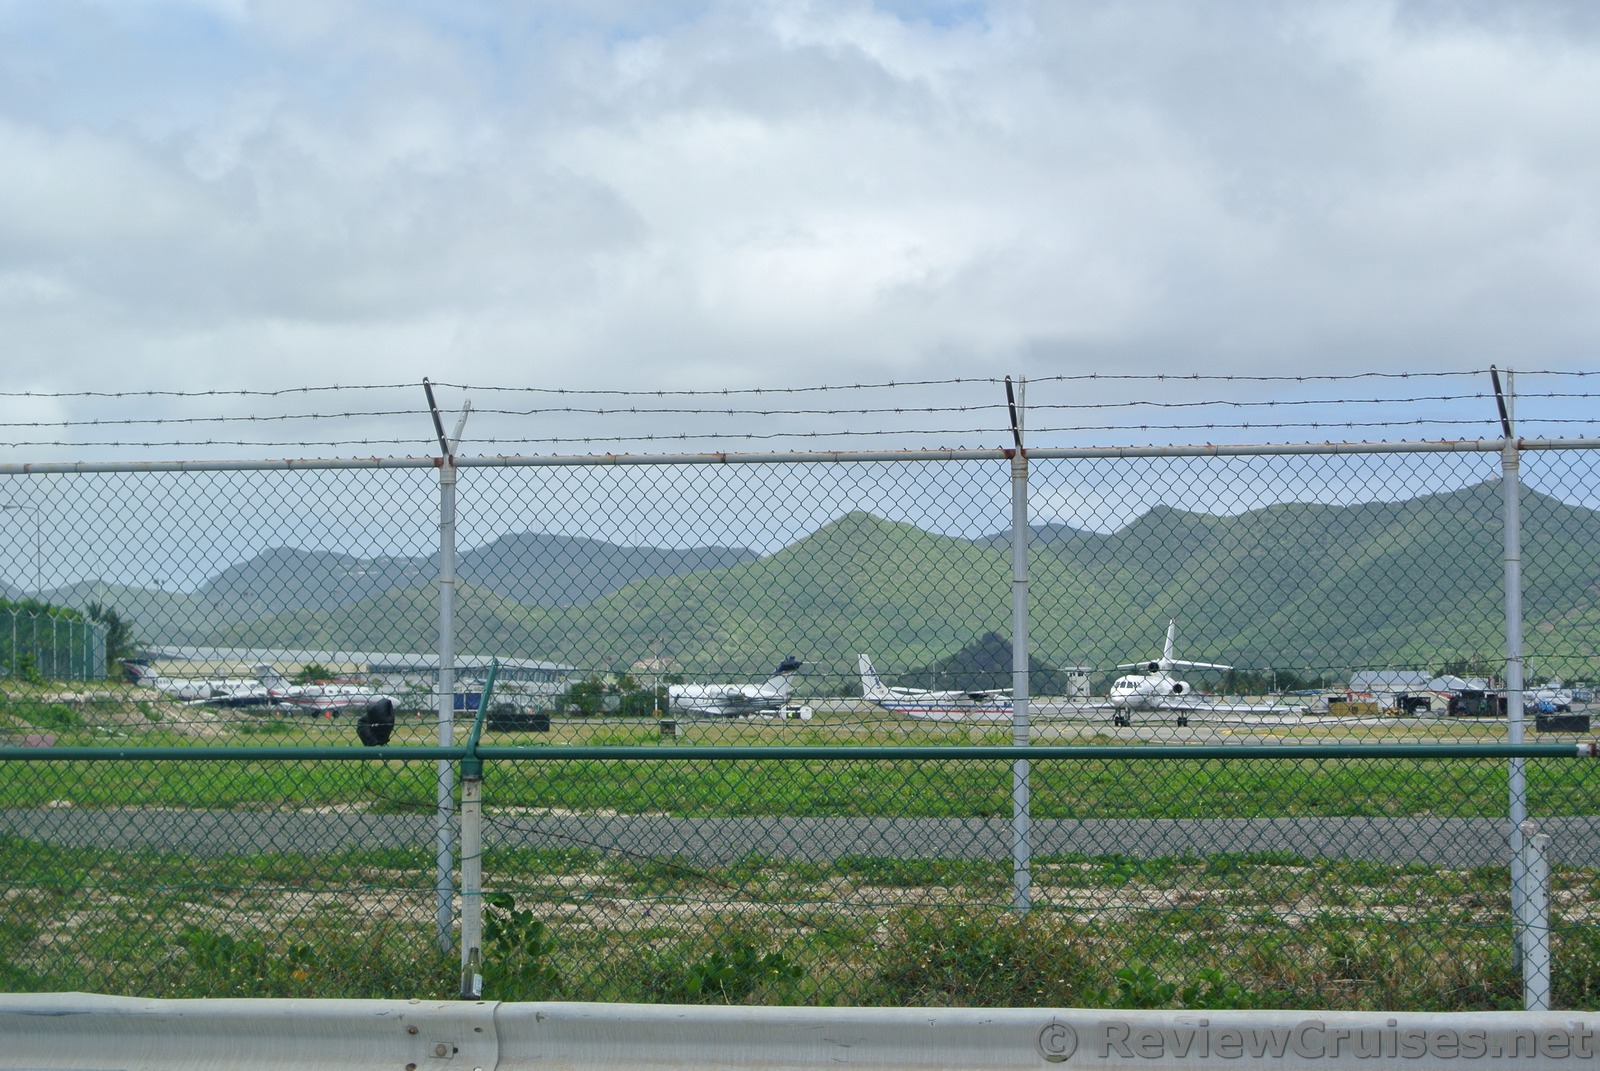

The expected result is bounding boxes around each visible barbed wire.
[3,367,1598,402]
[5,390,1600,430]
[7,417,1600,452]
[0,369,1595,456]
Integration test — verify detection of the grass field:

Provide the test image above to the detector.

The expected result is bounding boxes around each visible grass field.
[2,697,1594,819]
[5,833,1598,1010]
[5,691,1596,1008]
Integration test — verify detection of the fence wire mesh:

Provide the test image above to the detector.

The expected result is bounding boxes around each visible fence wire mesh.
[2,446,1599,1009]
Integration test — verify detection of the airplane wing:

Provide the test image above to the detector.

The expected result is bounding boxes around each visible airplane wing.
[1147,695,1310,715]
[906,688,1011,703]
[676,693,786,718]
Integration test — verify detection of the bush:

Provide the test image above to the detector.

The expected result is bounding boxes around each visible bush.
[636,934,802,1004]
[23,704,82,731]
[482,893,561,999]
[872,910,1094,1007]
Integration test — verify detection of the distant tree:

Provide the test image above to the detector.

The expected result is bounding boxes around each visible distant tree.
[616,685,666,718]
[13,651,42,684]
[1439,656,1493,680]
[561,677,609,716]
[85,602,138,674]
[294,663,336,684]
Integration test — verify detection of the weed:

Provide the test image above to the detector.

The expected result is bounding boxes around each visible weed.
[1177,967,1291,1010]
[636,934,803,1004]
[238,718,297,735]
[23,704,82,731]
[681,940,801,1002]
[872,910,1094,1007]
[482,893,561,999]
[178,927,317,996]
[1554,925,1600,1008]
[1095,963,1177,1008]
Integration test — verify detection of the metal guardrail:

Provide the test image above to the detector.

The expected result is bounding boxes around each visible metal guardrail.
[5,994,1600,1069]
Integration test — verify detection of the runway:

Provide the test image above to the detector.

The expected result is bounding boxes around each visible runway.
[5,806,1597,868]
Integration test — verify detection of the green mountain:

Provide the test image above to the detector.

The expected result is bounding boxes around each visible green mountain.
[105,479,1600,691]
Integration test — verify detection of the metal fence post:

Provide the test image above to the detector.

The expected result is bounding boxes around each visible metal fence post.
[1494,368,1529,971]
[1007,378,1031,914]
[427,381,472,954]
[434,453,458,953]
[1519,821,1552,1010]
[459,663,494,999]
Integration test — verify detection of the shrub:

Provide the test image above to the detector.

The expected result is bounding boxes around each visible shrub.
[872,910,1094,1007]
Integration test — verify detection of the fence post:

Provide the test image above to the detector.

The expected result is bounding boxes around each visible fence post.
[1006,378,1031,914]
[1493,368,1529,971]
[427,381,472,954]
[1519,821,1552,1010]
[459,663,494,999]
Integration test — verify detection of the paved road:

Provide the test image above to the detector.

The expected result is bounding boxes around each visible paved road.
[5,807,1598,867]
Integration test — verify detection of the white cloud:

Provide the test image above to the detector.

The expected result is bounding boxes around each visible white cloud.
[0,0,1597,426]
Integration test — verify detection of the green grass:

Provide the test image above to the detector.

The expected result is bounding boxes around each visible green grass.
[3,697,1594,1007]
[3,835,1572,1009]
[6,698,1592,819]
[1,749,1588,819]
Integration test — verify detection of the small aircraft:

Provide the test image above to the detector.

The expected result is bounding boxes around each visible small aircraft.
[253,665,398,716]
[858,654,1012,721]
[1104,619,1300,726]
[122,661,274,707]
[668,657,803,718]
[1530,681,1574,712]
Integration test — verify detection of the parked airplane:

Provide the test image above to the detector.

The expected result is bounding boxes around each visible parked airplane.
[122,661,274,707]
[668,657,803,718]
[1530,681,1575,712]
[858,654,1013,721]
[253,665,398,716]
[1104,619,1301,726]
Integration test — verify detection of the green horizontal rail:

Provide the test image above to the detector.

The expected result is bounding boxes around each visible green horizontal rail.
[0,742,1595,762]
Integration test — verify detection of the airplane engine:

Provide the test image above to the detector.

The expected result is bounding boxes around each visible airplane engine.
[357,698,396,747]
[1169,682,1186,695]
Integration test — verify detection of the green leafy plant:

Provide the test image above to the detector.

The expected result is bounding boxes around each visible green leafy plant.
[1177,967,1290,1010]
[482,892,560,998]
[13,653,42,684]
[22,704,81,731]
[178,926,316,995]
[680,939,801,1003]
[873,911,1093,1006]
[1096,963,1178,1009]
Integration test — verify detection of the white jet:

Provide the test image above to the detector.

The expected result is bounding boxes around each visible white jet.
[857,654,1012,721]
[123,660,273,707]
[1103,619,1304,727]
[668,657,803,718]
[253,664,398,716]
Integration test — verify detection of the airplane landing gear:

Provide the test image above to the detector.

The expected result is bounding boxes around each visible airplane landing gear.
[1176,714,1189,727]
[1112,713,1130,727]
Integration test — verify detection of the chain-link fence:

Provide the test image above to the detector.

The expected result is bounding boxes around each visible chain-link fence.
[1,605,107,683]
[2,442,1599,1009]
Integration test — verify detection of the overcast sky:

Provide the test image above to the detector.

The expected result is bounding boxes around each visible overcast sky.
[1,0,1598,453]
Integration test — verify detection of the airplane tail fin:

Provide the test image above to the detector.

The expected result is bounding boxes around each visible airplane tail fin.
[1159,620,1232,672]
[253,664,290,690]
[858,654,893,701]
[763,657,802,697]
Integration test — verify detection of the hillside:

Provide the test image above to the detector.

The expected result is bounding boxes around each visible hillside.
[85,479,1600,690]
